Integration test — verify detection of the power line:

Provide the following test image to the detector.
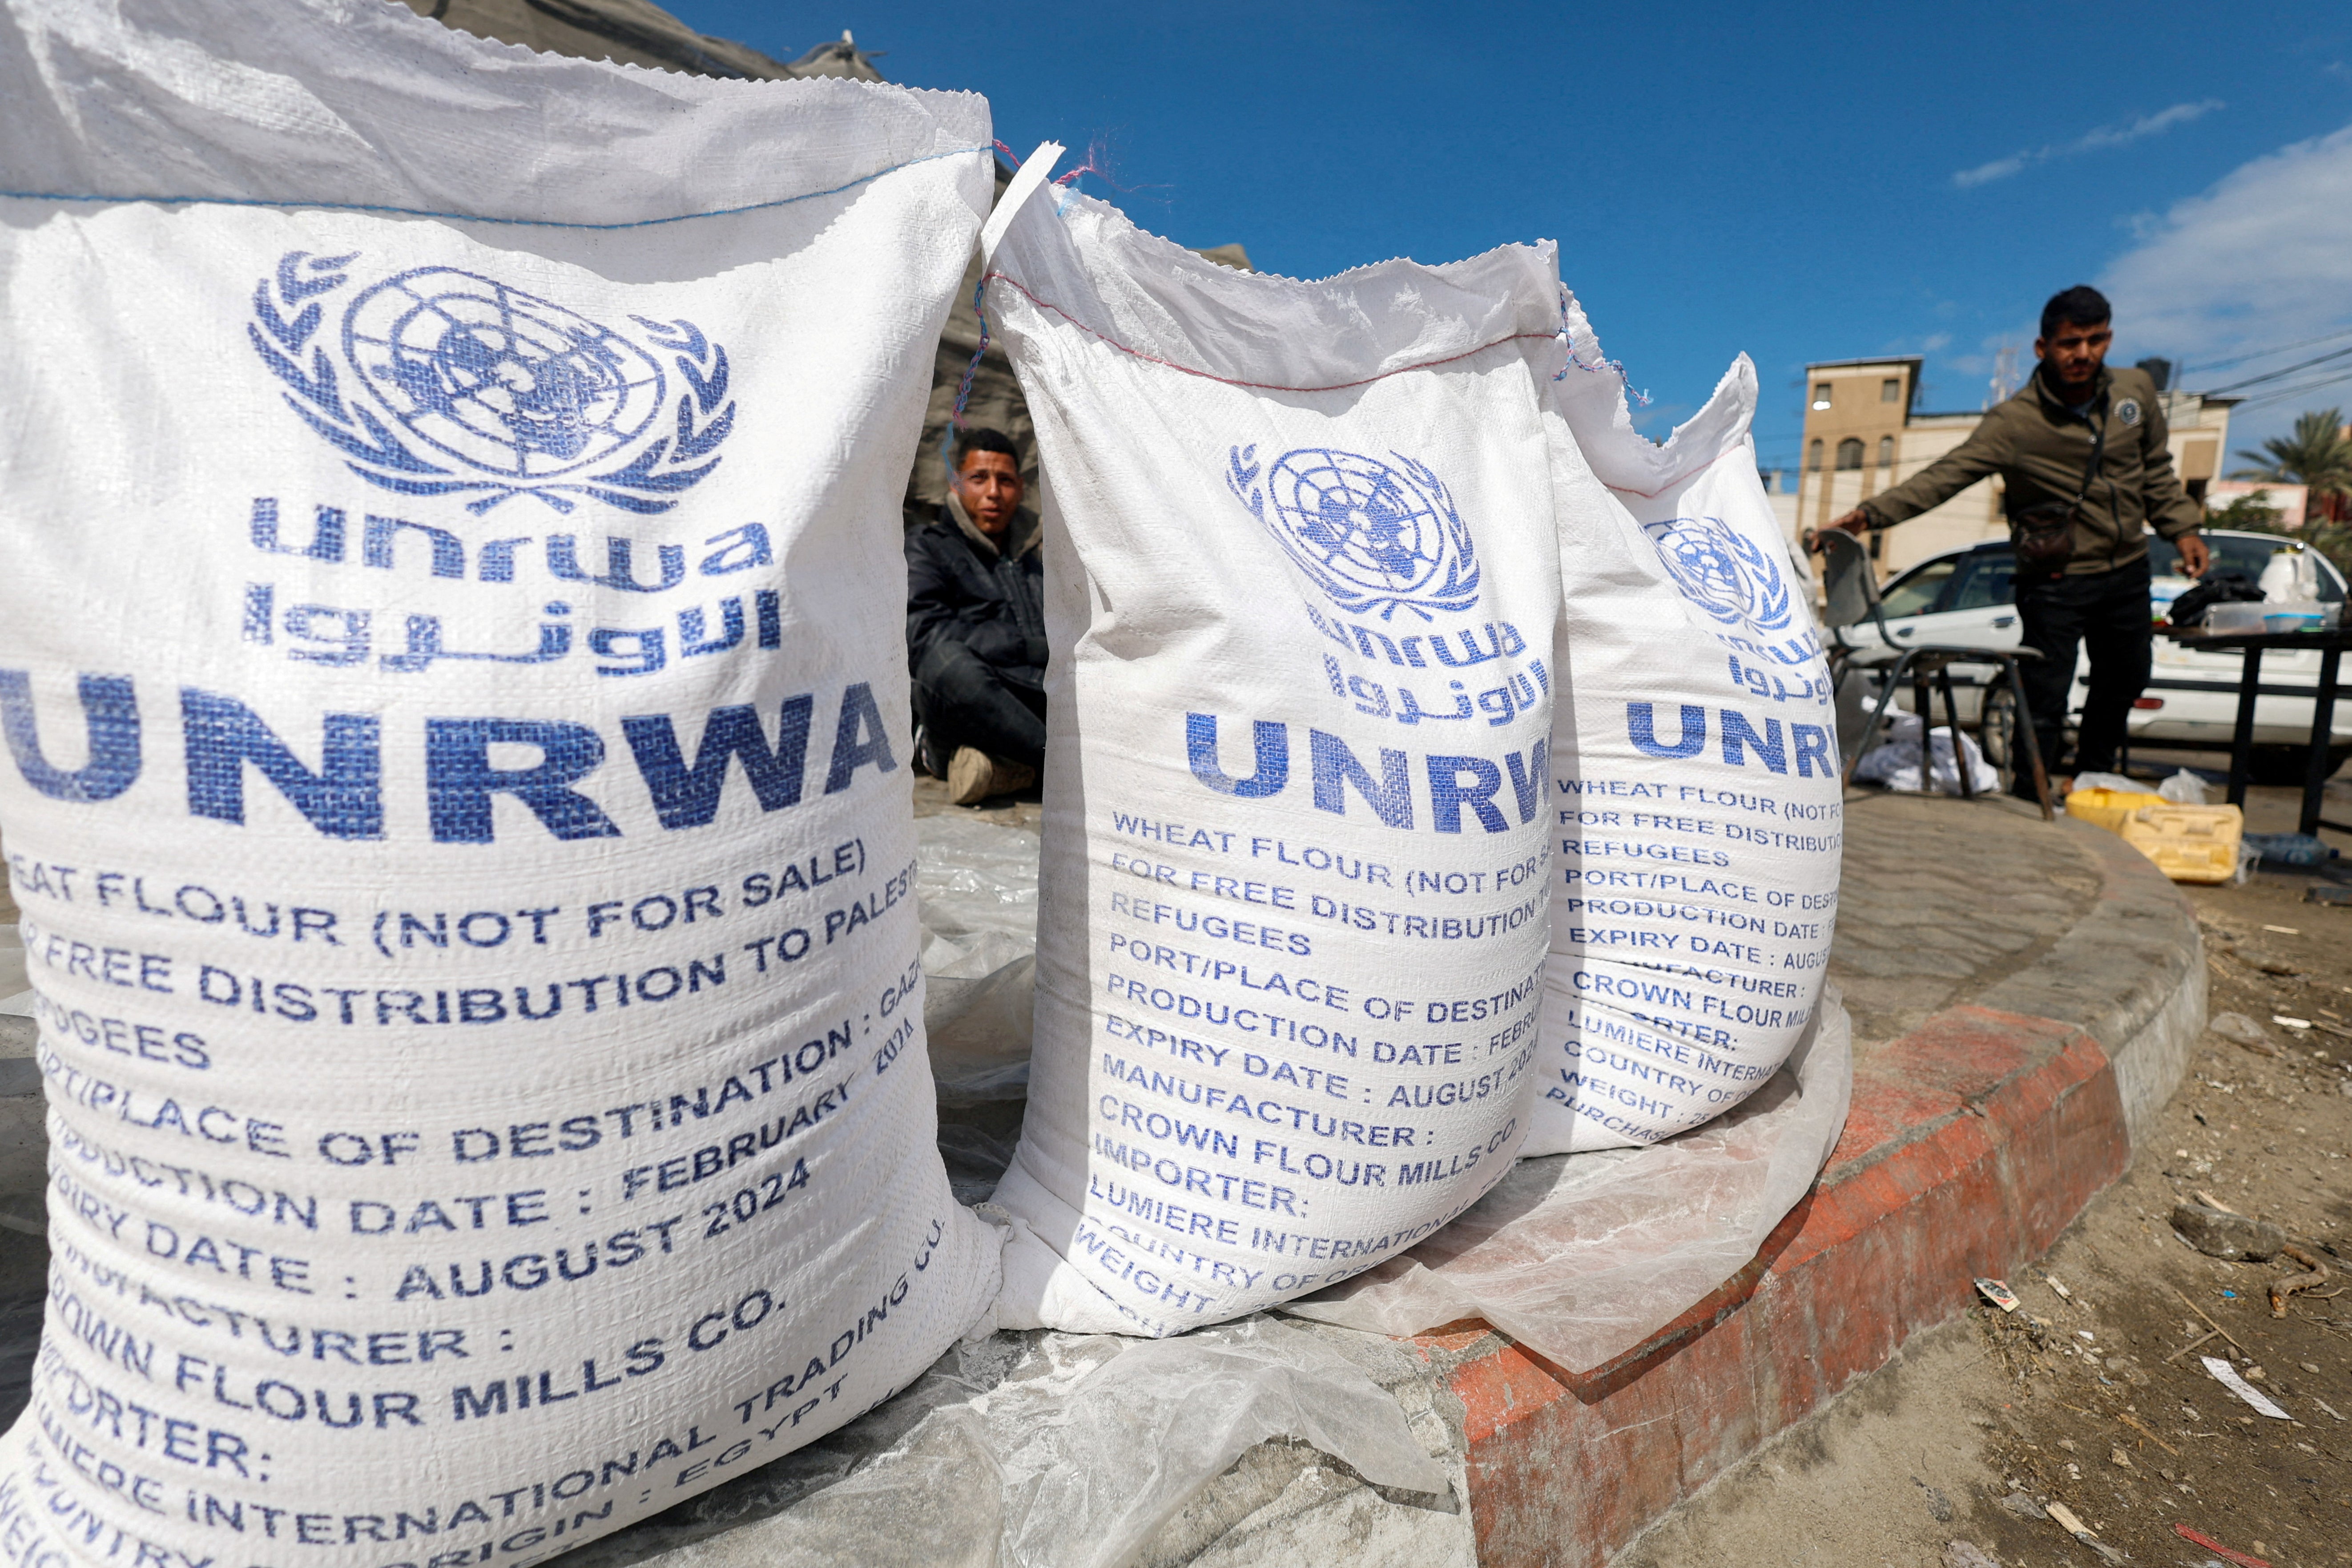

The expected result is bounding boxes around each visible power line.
[2230,369,2352,415]
[2182,323,2352,376]
[2203,343,2352,396]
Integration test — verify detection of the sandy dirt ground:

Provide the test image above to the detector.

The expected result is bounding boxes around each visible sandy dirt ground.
[1621,764,2352,1568]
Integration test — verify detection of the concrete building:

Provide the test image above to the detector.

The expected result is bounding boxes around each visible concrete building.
[1792,356,2238,579]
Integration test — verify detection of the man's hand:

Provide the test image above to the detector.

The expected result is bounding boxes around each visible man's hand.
[1805,509,1872,553]
[2174,532,2210,579]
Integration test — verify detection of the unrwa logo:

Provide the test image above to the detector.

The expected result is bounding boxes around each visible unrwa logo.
[1227,444,1480,621]
[1641,517,1792,633]
[247,250,735,515]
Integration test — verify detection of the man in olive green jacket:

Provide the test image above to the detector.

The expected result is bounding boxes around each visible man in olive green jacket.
[1817,285,2210,794]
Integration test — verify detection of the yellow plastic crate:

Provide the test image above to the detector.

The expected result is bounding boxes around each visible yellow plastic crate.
[2064,786,2168,834]
[2117,802,2243,884]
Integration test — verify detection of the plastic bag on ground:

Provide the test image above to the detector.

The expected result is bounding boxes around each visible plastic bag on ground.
[2157,769,2212,805]
[1853,711,1999,794]
[1283,988,1851,1372]
[2066,770,2140,796]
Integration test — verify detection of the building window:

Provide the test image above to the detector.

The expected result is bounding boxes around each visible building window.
[1877,435,1895,468]
[1835,438,1864,471]
[1880,377,1901,403]
[1808,439,1823,472]
[1811,383,1832,410]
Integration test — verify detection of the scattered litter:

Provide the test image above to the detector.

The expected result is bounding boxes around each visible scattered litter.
[2118,1412,2179,1455]
[2243,830,2337,869]
[2202,1356,2290,1419]
[1853,711,1998,794]
[2314,1396,2345,1423]
[2108,1444,2132,1470]
[2272,1015,2312,1031]
[2260,924,2300,935]
[2045,1500,2124,1564]
[1975,1278,2021,1313]
[2308,884,2352,907]
[2076,1329,2096,1342]
[2205,1011,2280,1057]
[2069,771,2140,796]
[2270,1244,2330,1317]
[2174,1522,2272,1568]
[2171,1200,2284,1262]
[1913,1476,1953,1521]
[2042,1273,2073,1300]
[1941,1544,2000,1568]
[1996,1490,2046,1520]
[2159,769,2213,805]
[2166,1329,2221,1362]
[2171,1286,2244,1352]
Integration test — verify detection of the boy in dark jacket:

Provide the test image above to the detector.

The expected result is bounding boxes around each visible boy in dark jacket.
[906,428,1047,804]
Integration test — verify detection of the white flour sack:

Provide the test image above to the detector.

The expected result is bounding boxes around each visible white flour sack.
[0,2,1001,1562]
[981,181,1565,1335]
[1525,293,1842,1154]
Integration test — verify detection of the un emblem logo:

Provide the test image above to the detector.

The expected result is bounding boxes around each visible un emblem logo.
[247,250,734,514]
[1226,445,1480,620]
[1642,516,1792,633]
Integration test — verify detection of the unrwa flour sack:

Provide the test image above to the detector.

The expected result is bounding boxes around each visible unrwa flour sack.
[979,173,1563,1335]
[1525,293,1841,1153]
[0,2,1002,1561]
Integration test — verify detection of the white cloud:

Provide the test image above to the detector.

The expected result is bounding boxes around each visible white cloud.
[1953,99,2225,187]
[2100,121,2352,436]
[1919,332,1953,352]
[1954,153,2028,188]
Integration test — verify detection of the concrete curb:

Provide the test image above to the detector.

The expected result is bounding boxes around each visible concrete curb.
[1973,816,2205,1147]
[1427,820,2204,1567]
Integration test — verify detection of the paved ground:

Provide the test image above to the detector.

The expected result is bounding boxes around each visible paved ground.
[1831,791,2103,1050]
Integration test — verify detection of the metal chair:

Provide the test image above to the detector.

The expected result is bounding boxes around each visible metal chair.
[1812,529,2054,821]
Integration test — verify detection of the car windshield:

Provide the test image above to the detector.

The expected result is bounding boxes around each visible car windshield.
[1878,558,1955,618]
[1949,553,2016,611]
[2151,533,2345,602]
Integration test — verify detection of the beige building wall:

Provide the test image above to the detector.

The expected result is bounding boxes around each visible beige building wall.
[1794,355,2236,584]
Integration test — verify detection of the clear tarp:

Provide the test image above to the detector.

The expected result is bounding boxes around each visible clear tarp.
[918,813,1042,1105]
[569,1316,1456,1568]
[1281,992,1853,1370]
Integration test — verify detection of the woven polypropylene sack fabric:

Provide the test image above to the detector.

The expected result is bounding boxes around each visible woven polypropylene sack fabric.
[0,1,1002,1558]
[1524,291,1841,1153]
[979,187,1564,1335]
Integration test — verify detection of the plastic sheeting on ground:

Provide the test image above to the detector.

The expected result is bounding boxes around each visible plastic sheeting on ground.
[564,1316,1454,1568]
[918,813,1042,1104]
[1279,988,1853,1373]
[1853,711,2000,795]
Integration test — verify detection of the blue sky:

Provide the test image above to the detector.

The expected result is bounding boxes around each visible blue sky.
[677,0,2352,475]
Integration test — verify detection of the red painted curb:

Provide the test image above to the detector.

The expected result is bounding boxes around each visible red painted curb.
[1423,1004,2130,1567]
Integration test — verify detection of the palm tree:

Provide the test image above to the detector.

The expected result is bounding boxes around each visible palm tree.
[2231,407,2352,522]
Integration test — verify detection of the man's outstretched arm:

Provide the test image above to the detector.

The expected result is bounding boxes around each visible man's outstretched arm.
[1810,425,2009,548]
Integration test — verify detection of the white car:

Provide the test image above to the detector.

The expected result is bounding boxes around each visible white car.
[1856,529,2350,785]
